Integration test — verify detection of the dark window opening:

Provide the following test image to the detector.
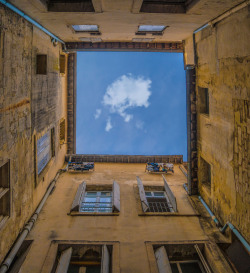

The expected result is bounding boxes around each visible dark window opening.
[146,192,172,212]
[60,119,66,144]
[36,54,47,75]
[199,157,211,193]
[198,87,209,115]
[48,0,95,12]
[140,0,198,13]
[59,55,66,74]
[0,160,10,223]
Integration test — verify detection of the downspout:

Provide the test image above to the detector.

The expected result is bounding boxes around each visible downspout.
[0,0,65,45]
[198,196,250,253]
[0,169,66,273]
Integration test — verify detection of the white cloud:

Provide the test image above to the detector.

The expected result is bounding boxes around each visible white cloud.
[105,117,113,132]
[94,109,102,119]
[135,120,144,130]
[103,74,151,122]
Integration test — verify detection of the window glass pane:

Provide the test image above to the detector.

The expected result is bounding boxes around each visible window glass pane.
[72,25,99,32]
[100,192,111,196]
[138,25,165,32]
[86,192,97,196]
[153,192,165,197]
[145,192,152,196]
[100,197,112,203]
[180,262,203,273]
[170,263,180,273]
[84,197,97,203]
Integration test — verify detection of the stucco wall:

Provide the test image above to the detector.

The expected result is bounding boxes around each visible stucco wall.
[195,6,250,242]
[0,5,67,263]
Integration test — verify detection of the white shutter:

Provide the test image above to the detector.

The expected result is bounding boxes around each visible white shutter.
[155,246,172,273]
[162,175,177,212]
[136,176,149,212]
[71,182,86,212]
[112,181,120,212]
[55,247,72,273]
[101,245,110,273]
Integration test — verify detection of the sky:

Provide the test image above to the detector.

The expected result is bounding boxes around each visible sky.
[76,51,187,161]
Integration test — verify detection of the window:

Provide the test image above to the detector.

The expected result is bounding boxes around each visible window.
[59,55,66,74]
[154,244,211,273]
[72,25,101,35]
[199,157,211,193]
[137,175,177,213]
[37,128,55,175]
[36,54,47,75]
[139,0,198,13]
[0,160,10,228]
[59,119,66,144]
[48,0,95,12]
[70,181,120,214]
[52,244,111,273]
[198,87,209,115]
[136,25,167,36]
[79,37,102,42]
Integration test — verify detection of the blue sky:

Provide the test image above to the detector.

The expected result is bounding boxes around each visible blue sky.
[76,52,187,160]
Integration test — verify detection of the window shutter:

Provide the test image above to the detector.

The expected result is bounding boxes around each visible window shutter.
[101,245,110,273]
[55,247,72,273]
[112,181,120,212]
[136,176,149,212]
[162,175,177,212]
[155,246,172,273]
[71,182,86,212]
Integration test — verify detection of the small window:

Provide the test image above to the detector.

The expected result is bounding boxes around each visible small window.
[198,87,209,115]
[199,157,211,193]
[59,55,66,74]
[59,119,65,144]
[137,175,177,213]
[79,37,102,42]
[70,181,120,214]
[154,244,211,273]
[0,160,10,227]
[36,54,47,75]
[72,25,100,35]
[136,25,167,36]
[48,0,95,12]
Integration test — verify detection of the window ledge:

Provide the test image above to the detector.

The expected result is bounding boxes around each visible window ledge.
[138,213,200,216]
[69,212,119,216]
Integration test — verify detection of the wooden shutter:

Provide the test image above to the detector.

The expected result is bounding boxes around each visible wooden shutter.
[162,175,177,212]
[136,176,149,212]
[37,131,51,174]
[71,182,86,212]
[155,246,172,273]
[112,181,120,212]
[55,247,72,273]
[101,245,110,273]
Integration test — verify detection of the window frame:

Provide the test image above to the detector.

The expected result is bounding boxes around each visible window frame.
[135,25,167,36]
[70,181,120,216]
[145,191,174,212]
[71,24,101,35]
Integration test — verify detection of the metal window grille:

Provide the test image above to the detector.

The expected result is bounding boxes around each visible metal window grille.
[146,192,173,212]
[80,191,112,213]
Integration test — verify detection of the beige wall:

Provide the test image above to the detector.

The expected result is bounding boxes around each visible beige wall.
[0,5,68,262]
[195,6,250,242]
[18,162,232,272]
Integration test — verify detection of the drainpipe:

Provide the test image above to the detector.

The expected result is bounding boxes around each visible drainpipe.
[0,169,66,273]
[198,196,250,253]
[0,0,65,45]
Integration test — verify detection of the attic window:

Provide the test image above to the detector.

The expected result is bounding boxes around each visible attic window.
[36,55,47,75]
[136,25,166,35]
[72,25,99,33]
[140,0,197,13]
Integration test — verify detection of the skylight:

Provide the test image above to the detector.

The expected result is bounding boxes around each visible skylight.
[72,25,99,32]
[138,25,166,32]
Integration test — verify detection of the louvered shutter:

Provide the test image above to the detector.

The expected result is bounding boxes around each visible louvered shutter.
[101,245,110,273]
[162,175,177,212]
[71,182,86,212]
[155,246,172,273]
[112,181,120,212]
[136,176,149,212]
[37,131,51,174]
[55,247,72,273]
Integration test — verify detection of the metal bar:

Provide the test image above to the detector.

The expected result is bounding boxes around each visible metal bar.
[194,244,211,273]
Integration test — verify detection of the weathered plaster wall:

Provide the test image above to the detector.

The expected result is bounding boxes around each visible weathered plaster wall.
[19,163,226,273]
[195,6,250,241]
[0,5,67,263]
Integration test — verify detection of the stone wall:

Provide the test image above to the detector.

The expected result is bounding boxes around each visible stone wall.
[195,6,249,241]
[0,4,67,263]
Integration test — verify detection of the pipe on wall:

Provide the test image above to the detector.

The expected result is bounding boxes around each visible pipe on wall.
[198,196,250,253]
[0,0,65,44]
[0,169,66,273]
